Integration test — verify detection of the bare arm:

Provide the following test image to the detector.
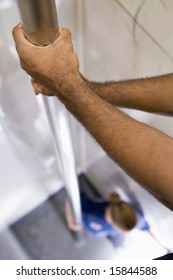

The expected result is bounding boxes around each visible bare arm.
[84,74,173,115]
[63,78,173,209]
[65,198,83,231]
[12,25,173,210]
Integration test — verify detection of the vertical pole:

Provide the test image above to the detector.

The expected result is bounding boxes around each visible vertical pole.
[15,0,82,233]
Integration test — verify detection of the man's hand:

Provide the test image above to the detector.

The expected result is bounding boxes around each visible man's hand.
[12,24,80,96]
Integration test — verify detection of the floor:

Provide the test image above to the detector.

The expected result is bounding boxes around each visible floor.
[86,156,173,258]
[0,175,121,260]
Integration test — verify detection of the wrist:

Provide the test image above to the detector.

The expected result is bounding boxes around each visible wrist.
[80,74,94,89]
[56,73,86,98]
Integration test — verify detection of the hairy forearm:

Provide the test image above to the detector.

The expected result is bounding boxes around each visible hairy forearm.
[60,77,173,209]
[85,73,173,115]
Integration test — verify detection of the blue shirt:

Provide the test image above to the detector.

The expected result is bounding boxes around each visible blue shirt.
[81,193,117,237]
[80,193,149,237]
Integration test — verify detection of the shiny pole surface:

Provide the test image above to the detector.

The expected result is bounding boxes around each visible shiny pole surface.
[15,0,82,228]
[16,0,59,45]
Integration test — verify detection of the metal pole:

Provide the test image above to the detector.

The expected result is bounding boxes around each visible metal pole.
[16,0,59,46]
[15,0,82,232]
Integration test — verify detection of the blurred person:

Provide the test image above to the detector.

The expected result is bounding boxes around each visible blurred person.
[66,191,170,253]
[66,192,138,238]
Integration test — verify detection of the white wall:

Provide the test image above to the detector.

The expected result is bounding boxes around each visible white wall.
[82,0,173,133]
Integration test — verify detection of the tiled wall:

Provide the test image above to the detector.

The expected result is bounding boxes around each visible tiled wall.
[73,0,173,168]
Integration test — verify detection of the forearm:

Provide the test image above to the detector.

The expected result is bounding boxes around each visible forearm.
[85,73,173,115]
[60,77,173,209]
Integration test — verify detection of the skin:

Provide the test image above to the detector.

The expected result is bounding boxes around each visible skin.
[12,24,173,210]
[83,74,173,116]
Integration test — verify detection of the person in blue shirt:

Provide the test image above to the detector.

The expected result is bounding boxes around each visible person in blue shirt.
[66,192,148,238]
[66,191,170,252]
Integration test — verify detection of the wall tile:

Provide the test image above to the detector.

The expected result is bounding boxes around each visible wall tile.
[118,0,173,59]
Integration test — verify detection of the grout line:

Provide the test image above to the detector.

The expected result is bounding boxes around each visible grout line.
[114,0,173,63]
